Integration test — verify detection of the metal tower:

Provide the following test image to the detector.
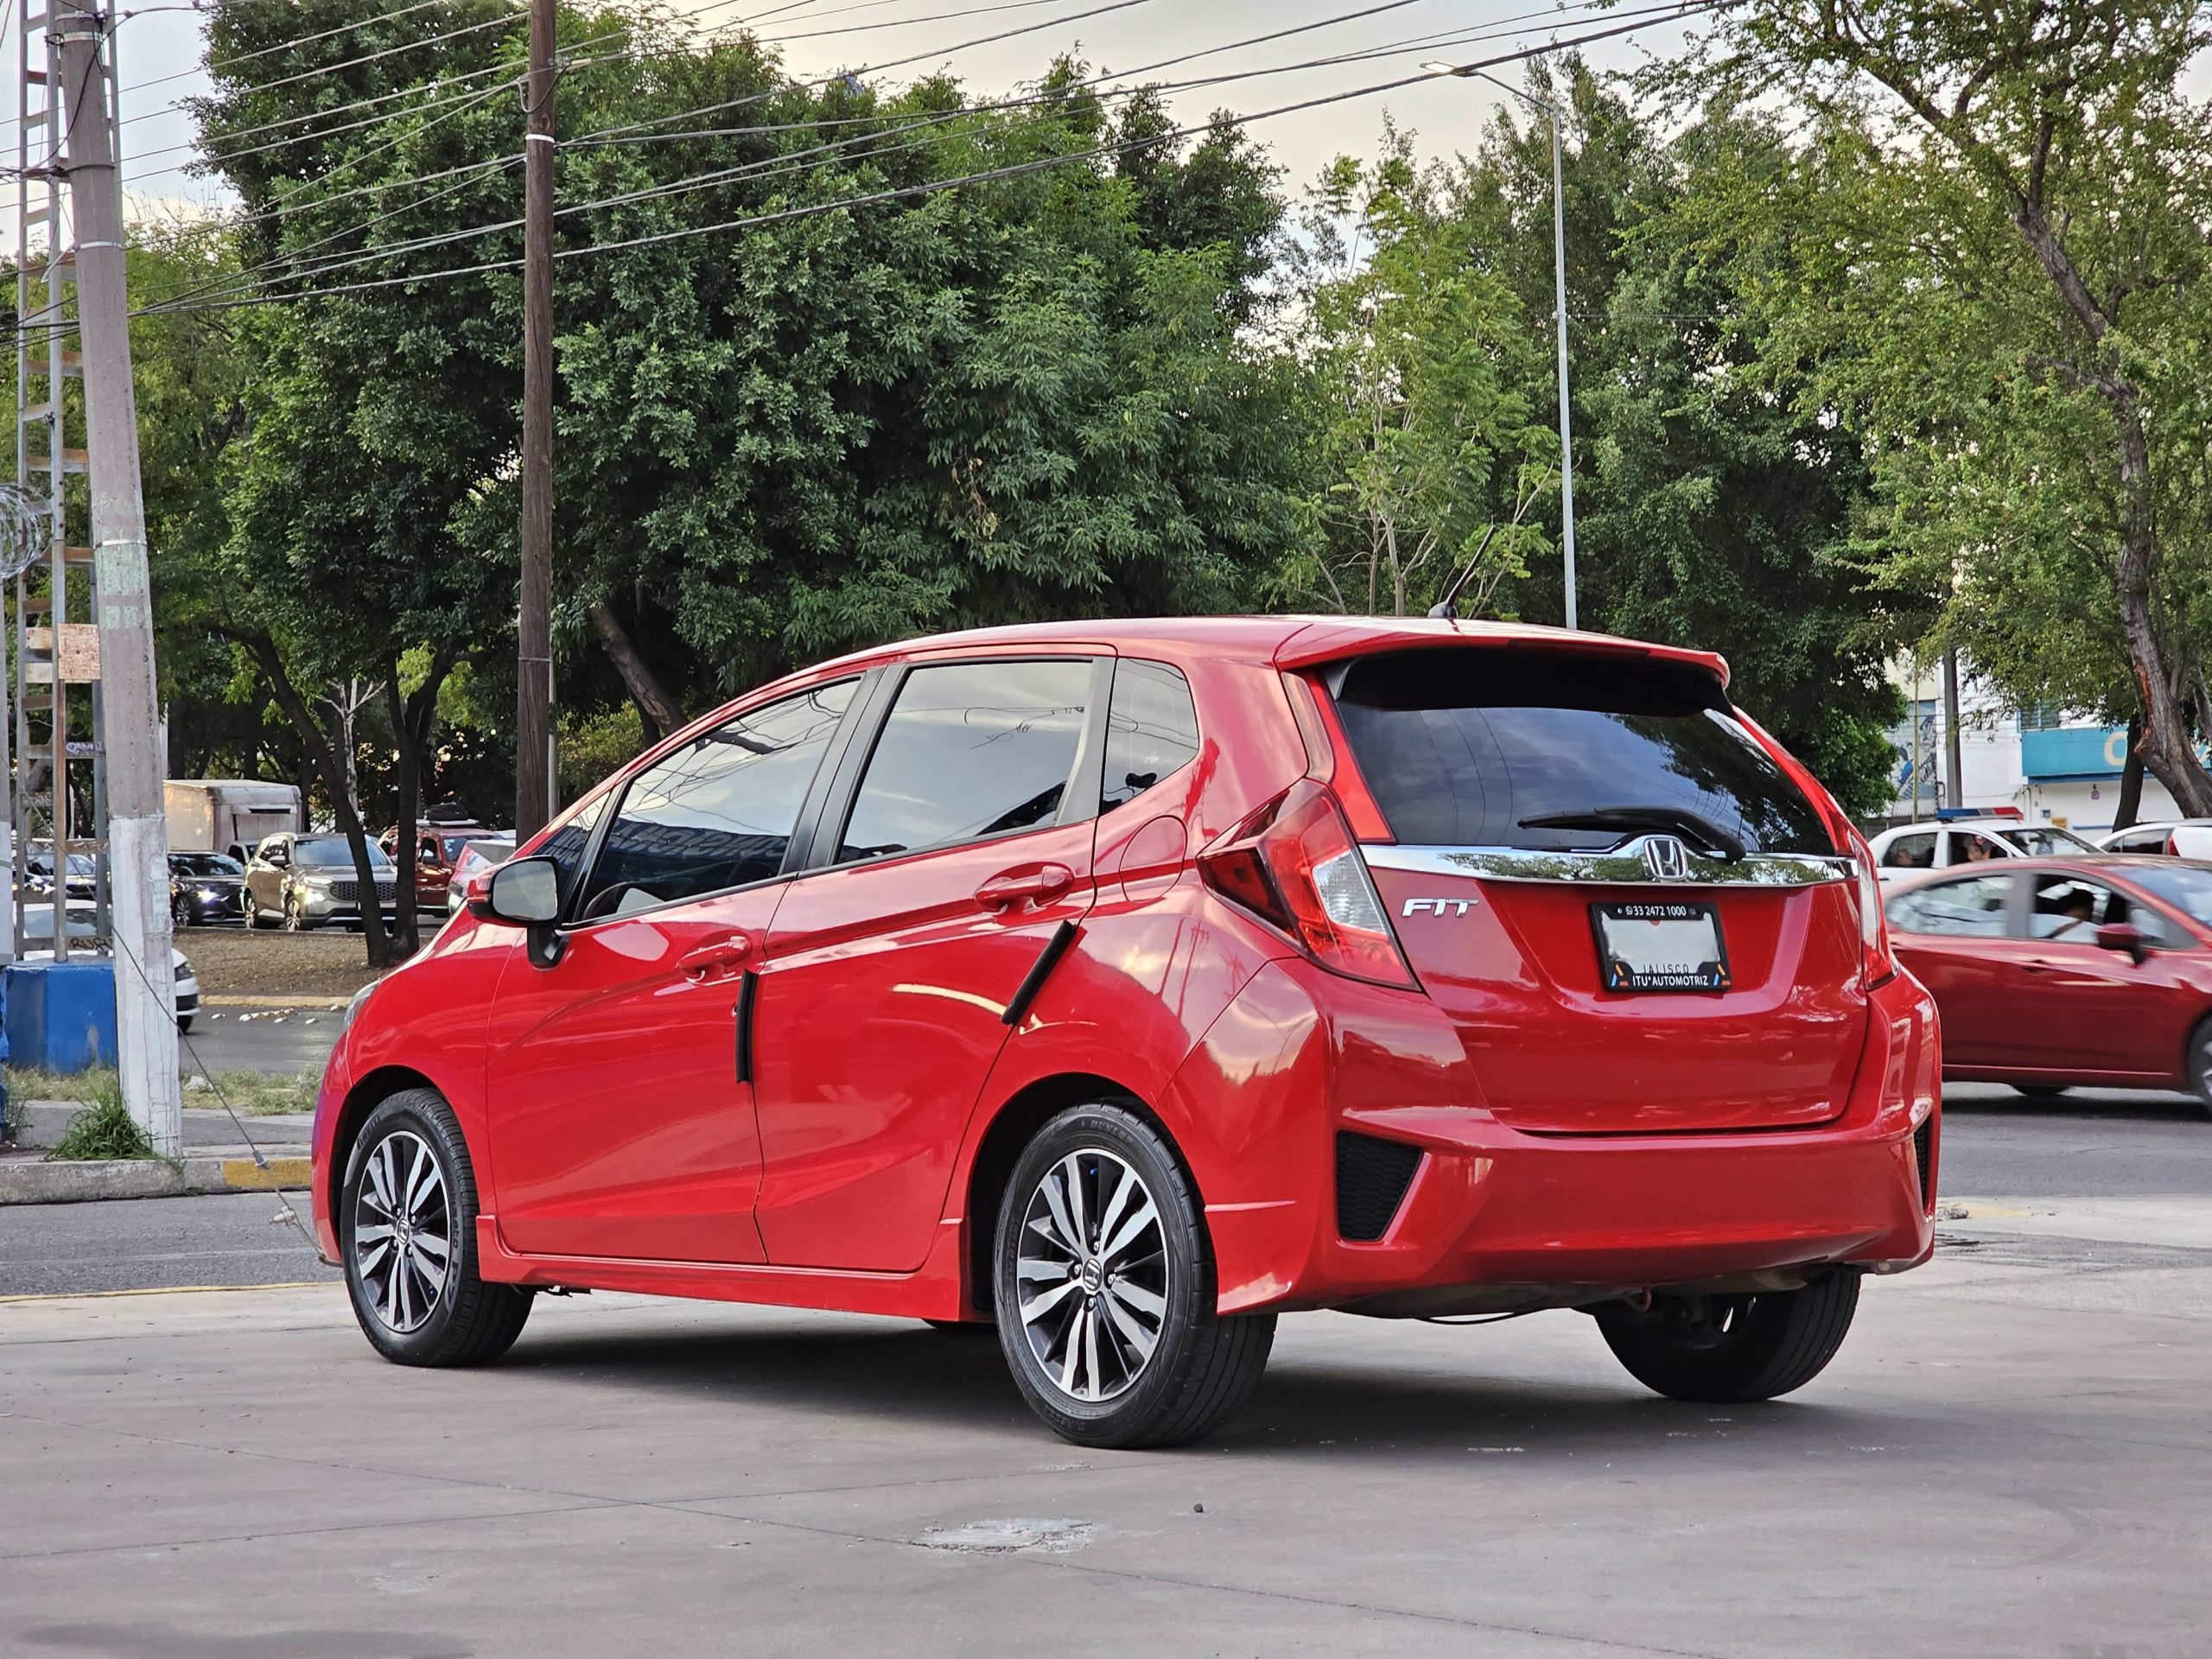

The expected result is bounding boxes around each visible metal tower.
[11,0,118,961]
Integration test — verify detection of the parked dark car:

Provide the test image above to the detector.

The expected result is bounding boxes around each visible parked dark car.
[24,845,96,901]
[169,851,247,926]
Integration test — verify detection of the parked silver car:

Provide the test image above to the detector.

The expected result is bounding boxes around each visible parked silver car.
[245,833,397,931]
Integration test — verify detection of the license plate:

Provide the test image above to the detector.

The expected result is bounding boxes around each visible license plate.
[1591,901,1730,993]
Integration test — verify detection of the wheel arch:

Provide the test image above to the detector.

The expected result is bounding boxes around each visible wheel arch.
[328,1065,447,1219]
[959,1071,1200,1315]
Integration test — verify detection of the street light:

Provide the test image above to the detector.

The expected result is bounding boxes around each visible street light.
[1424,59,1578,629]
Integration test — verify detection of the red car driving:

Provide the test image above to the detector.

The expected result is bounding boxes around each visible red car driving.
[1885,855,2212,1109]
[315,618,1938,1447]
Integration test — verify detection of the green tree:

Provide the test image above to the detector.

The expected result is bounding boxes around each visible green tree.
[1275,130,1550,617]
[1674,0,2212,811]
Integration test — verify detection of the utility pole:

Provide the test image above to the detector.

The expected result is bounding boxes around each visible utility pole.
[53,0,181,1155]
[1942,647,1964,815]
[513,0,556,841]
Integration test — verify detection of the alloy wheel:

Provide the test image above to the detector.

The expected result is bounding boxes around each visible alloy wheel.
[1014,1148,1169,1402]
[352,1130,453,1334]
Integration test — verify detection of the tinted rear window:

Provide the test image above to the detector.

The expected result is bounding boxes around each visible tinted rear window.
[1331,651,1833,856]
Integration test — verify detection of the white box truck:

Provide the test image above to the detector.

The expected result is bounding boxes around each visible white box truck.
[164,779,303,863]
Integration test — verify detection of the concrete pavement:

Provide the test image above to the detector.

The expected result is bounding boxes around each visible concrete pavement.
[3,1089,2211,1655]
[3,1236,2208,1657]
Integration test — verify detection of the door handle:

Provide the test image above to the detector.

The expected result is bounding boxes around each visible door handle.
[975,863,1075,912]
[680,932,757,981]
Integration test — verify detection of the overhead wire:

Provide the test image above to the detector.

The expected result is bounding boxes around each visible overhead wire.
[147,0,1637,309]
[130,3,1724,319]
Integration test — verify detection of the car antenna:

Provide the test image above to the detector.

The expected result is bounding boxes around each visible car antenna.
[1427,524,1499,620]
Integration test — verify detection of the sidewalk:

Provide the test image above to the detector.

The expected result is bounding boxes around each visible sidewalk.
[0,1103,312,1204]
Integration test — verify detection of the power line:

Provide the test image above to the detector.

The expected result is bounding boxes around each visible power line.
[131,4,1723,319]
[148,0,1636,308]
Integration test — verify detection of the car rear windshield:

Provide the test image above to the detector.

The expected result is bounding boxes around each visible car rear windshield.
[1329,650,1834,856]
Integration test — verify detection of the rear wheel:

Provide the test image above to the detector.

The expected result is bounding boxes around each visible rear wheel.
[340,1090,532,1367]
[1595,1273,1860,1404]
[2186,1017,2212,1118]
[995,1105,1273,1449]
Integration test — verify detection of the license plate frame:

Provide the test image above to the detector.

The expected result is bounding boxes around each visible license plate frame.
[1590,900,1731,993]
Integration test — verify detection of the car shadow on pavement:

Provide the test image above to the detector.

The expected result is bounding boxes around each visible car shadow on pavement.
[499,1316,1895,1457]
[1941,1088,2202,1122]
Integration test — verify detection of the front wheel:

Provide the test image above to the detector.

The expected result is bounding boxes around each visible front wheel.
[1595,1273,1860,1404]
[2183,1015,2212,1119]
[340,1090,532,1367]
[994,1104,1273,1449]
[283,893,314,931]
[172,894,193,930]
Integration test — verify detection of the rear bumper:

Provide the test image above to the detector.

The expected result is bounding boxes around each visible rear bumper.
[1171,960,1940,1316]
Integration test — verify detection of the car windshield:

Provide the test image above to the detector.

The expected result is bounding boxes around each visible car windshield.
[2126,865,2212,927]
[175,854,242,877]
[1997,824,2095,855]
[295,837,390,868]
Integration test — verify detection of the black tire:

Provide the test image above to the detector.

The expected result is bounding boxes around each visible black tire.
[994,1103,1273,1449]
[2012,1084,2069,1099]
[283,894,312,931]
[177,1015,194,1034]
[2186,1016,2212,1118]
[248,901,274,931]
[340,1089,532,1367]
[172,894,193,930]
[1595,1273,1860,1404]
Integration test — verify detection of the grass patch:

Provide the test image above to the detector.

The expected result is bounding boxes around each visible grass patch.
[6,1065,317,1116]
[47,1081,154,1162]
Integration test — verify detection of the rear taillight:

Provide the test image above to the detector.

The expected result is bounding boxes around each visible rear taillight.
[1846,829,1897,990]
[1198,779,1417,989]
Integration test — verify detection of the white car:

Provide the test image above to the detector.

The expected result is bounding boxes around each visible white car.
[1867,815,2100,883]
[2096,820,2212,857]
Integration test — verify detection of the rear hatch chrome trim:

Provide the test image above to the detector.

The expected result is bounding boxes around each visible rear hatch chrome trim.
[1365,840,1853,888]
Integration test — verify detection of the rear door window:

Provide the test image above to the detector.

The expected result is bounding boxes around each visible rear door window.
[838,659,1093,862]
[1101,660,1199,812]
[581,680,855,918]
[1329,651,1831,855]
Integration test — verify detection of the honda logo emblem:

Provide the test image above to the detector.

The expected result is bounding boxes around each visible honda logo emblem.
[1642,836,1692,881]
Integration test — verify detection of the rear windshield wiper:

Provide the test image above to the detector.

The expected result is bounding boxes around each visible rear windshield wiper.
[1518,807,1747,862]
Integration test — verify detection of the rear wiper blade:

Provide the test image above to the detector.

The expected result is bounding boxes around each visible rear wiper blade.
[1518,807,1747,862]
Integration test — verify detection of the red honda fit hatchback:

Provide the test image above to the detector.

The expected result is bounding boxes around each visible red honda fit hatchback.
[315,617,1939,1447]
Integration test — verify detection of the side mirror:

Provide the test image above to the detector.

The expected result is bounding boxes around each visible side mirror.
[482,855,564,967]
[2094,922,2149,965]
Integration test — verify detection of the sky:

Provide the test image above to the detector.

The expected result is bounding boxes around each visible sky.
[16,0,1707,229]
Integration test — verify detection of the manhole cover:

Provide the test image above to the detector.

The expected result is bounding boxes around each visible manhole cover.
[918,1517,1095,1554]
